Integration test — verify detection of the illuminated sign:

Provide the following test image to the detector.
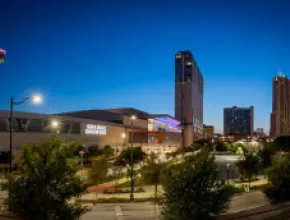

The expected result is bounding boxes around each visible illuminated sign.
[85,124,106,135]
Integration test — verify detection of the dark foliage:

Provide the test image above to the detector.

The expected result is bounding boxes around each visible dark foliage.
[264,153,290,203]
[0,150,12,164]
[115,147,146,165]
[161,150,234,220]
[2,138,88,220]
[274,136,290,152]
[235,153,260,186]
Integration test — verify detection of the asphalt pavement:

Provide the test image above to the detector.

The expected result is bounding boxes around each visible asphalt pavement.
[81,190,269,220]
[80,202,160,220]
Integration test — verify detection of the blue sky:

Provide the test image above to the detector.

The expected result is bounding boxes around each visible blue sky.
[1,1,290,133]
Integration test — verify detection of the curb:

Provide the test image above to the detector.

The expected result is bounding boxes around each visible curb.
[214,202,290,220]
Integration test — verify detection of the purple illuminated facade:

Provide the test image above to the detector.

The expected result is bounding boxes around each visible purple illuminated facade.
[151,115,181,132]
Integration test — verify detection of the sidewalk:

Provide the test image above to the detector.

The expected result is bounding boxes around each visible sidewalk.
[233,178,268,188]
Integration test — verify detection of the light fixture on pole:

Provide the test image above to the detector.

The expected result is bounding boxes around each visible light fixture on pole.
[79,150,85,178]
[121,132,126,147]
[9,95,43,172]
[130,115,136,202]
[226,163,231,184]
[51,120,59,128]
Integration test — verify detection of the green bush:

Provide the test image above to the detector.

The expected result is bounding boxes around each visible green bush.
[2,138,88,220]
[161,150,234,220]
[264,153,290,203]
[235,153,260,185]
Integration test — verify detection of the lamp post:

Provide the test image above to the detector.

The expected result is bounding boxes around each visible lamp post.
[51,119,73,142]
[226,163,231,184]
[51,120,60,133]
[121,132,126,147]
[9,95,42,172]
[79,150,85,178]
[130,115,136,202]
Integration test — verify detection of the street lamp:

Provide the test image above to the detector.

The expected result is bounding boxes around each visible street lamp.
[9,95,42,172]
[79,150,85,178]
[51,120,59,128]
[121,132,126,147]
[226,163,231,184]
[130,115,136,202]
[51,119,74,141]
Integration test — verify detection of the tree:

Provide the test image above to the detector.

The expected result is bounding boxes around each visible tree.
[86,145,102,157]
[2,138,87,220]
[274,136,290,152]
[235,153,260,186]
[0,150,12,164]
[216,142,227,152]
[233,143,248,155]
[161,150,234,220]
[223,142,232,151]
[236,146,244,156]
[116,147,146,165]
[264,153,290,202]
[141,153,165,198]
[87,156,108,185]
[258,143,278,171]
[102,145,114,158]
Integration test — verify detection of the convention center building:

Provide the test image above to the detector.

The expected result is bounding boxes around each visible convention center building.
[0,108,182,156]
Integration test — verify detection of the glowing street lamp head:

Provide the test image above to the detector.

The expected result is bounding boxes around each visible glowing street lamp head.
[121,133,126,138]
[131,115,136,120]
[0,49,6,64]
[51,120,59,128]
[31,95,42,104]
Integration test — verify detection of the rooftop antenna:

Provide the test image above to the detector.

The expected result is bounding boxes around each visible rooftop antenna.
[278,66,282,77]
[277,66,286,78]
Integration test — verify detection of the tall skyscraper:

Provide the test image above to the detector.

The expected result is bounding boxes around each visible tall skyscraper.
[224,106,254,137]
[270,73,290,138]
[175,50,204,146]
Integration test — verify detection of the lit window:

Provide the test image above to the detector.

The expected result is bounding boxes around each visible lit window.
[175,54,182,59]
[186,61,192,66]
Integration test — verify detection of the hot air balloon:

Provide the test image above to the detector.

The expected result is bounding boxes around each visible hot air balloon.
[0,49,6,64]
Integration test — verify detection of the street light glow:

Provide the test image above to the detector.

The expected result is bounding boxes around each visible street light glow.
[121,133,126,138]
[131,115,136,120]
[31,95,42,104]
[51,120,59,128]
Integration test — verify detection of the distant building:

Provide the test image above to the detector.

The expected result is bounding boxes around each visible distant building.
[254,128,265,138]
[223,106,254,137]
[175,50,204,146]
[270,73,290,138]
[203,124,214,139]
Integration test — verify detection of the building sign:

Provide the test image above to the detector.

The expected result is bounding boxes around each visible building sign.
[85,124,106,135]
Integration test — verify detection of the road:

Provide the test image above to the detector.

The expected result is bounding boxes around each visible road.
[81,203,159,220]
[81,191,269,220]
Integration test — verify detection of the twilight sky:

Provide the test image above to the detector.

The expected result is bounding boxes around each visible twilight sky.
[1,1,290,134]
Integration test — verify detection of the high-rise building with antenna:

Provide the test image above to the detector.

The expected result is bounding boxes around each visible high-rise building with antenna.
[270,71,290,138]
